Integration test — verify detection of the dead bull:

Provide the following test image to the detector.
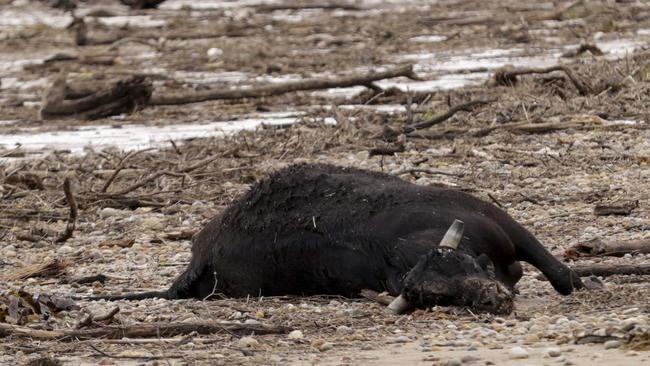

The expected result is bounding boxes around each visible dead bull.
[94,164,583,314]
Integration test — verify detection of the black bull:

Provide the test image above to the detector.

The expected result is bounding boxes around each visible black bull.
[100,164,584,314]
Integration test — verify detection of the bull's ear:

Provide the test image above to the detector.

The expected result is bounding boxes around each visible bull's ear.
[477,254,496,277]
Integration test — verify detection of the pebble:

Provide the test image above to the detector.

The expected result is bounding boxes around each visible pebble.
[238,336,259,348]
[288,330,304,340]
[100,207,121,218]
[393,335,411,343]
[207,47,223,58]
[509,346,529,359]
[57,245,74,255]
[318,342,334,351]
[446,358,462,366]
[461,355,478,363]
[336,325,353,335]
[604,340,621,349]
[546,347,562,357]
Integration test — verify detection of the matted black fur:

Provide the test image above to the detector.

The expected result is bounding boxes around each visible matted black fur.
[101,164,583,313]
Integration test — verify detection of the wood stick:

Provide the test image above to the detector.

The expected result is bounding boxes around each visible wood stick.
[150,65,418,106]
[0,321,291,341]
[402,99,496,133]
[55,178,78,243]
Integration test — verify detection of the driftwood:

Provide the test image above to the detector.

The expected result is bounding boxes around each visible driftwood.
[40,75,152,120]
[0,321,292,341]
[403,99,496,133]
[492,65,591,95]
[55,178,78,243]
[368,144,405,157]
[565,238,650,258]
[150,65,418,105]
[593,201,638,216]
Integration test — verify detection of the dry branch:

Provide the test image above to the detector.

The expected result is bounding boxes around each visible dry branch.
[55,178,78,243]
[0,321,292,341]
[403,99,496,133]
[40,75,152,120]
[407,117,608,140]
[150,65,418,105]
[571,264,650,278]
[492,65,591,95]
[565,238,650,258]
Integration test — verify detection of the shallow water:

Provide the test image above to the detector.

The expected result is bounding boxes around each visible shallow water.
[1,1,648,157]
[0,113,328,156]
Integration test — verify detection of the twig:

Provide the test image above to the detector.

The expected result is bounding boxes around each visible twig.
[101,171,184,197]
[150,65,418,105]
[55,178,78,243]
[403,99,496,133]
[101,148,155,193]
[391,167,462,177]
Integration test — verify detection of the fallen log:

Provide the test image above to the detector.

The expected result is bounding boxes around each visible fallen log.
[40,75,152,120]
[150,65,418,105]
[565,238,650,258]
[0,321,292,341]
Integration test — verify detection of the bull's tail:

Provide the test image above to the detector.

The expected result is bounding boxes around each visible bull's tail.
[503,219,584,295]
[75,290,170,301]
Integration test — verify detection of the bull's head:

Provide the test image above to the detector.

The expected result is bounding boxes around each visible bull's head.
[387,220,514,315]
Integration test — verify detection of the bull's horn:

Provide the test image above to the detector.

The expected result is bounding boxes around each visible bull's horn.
[439,219,464,250]
[386,294,410,314]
